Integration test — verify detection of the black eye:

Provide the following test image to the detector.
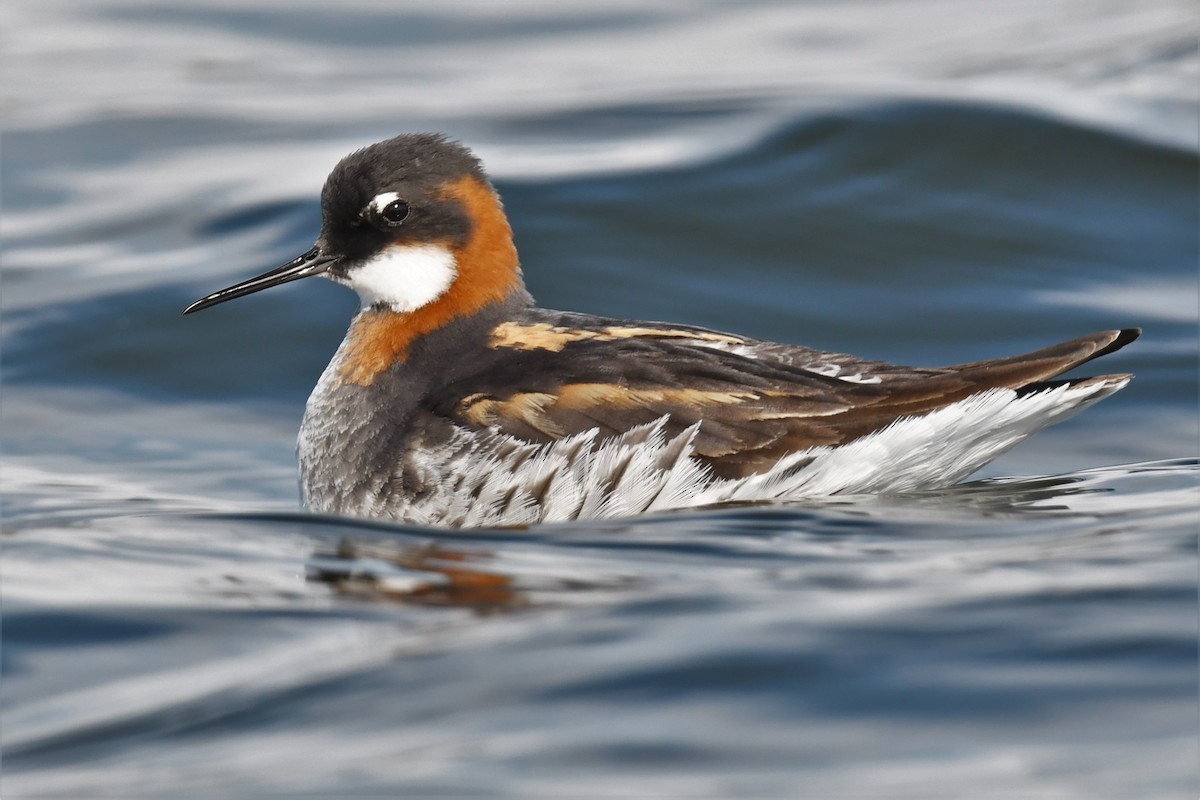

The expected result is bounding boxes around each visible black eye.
[381,199,410,225]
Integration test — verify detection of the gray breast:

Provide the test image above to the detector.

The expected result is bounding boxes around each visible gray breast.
[297,343,439,517]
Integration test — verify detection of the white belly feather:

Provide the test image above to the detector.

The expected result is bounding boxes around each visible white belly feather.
[301,375,1129,527]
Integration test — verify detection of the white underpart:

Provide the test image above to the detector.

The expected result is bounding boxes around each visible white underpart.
[306,376,1130,527]
[340,244,458,312]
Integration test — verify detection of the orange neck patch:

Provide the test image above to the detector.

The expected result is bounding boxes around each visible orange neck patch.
[338,176,521,386]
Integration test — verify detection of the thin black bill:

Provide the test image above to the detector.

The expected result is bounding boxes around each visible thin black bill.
[183,247,338,314]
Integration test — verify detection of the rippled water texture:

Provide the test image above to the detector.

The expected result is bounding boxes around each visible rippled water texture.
[3,2,1198,798]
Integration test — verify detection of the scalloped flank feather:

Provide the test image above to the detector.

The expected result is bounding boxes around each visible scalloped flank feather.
[302,376,1128,527]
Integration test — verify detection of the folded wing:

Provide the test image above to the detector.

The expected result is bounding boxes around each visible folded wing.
[431,319,1138,478]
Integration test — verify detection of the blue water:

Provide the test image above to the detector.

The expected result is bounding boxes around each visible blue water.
[3,3,1197,798]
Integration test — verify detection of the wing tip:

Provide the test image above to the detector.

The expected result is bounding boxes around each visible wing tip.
[1096,328,1141,357]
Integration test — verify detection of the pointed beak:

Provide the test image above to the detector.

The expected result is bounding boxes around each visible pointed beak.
[183,246,339,314]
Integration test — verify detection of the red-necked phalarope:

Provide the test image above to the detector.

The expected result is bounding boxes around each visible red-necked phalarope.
[185,133,1138,527]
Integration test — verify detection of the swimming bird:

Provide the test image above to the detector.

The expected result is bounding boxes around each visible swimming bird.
[184,133,1138,527]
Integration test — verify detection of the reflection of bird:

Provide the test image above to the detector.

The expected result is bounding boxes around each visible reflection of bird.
[185,133,1138,527]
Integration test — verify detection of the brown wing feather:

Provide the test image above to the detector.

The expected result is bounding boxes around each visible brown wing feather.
[440,325,1139,479]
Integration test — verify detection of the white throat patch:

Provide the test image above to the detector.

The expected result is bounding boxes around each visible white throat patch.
[341,244,458,312]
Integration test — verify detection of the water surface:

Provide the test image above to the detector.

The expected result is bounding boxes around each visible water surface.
[3,2,1197,797]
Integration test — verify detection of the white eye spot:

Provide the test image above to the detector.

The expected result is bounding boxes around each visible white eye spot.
[338,244,458,312]
[367,191,402,216]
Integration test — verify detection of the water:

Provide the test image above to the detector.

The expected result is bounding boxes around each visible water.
[3,2,1197,797]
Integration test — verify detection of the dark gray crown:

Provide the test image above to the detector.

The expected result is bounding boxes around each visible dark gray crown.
[318,133,491,265]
